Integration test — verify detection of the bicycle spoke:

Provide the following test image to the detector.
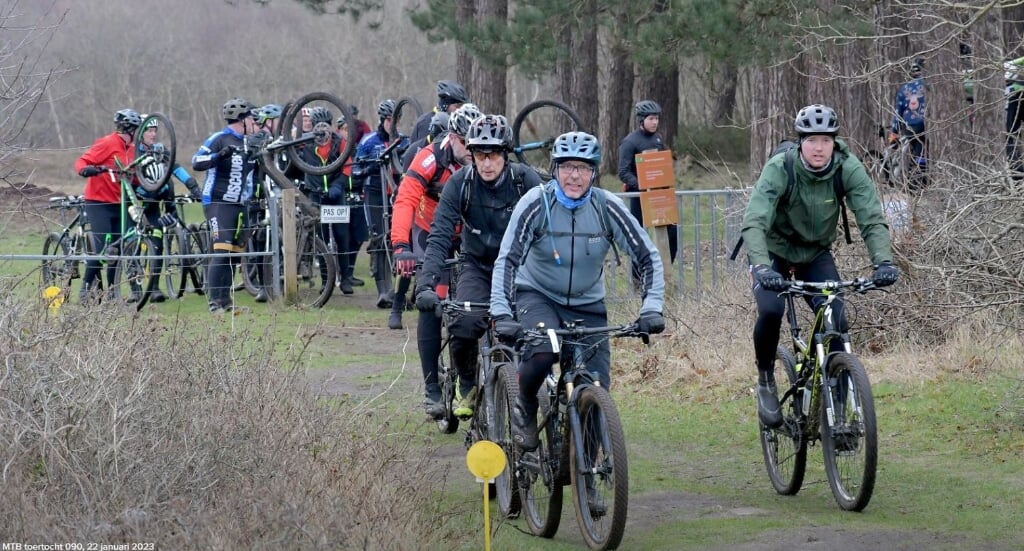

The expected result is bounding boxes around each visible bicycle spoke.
[821,353,877,511]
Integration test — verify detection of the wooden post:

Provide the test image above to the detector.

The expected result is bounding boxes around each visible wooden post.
[635,150,679,297]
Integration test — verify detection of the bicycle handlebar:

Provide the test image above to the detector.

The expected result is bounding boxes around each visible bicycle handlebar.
[520,322,648,351]
[48,195,84,208]
[780,277,878,295]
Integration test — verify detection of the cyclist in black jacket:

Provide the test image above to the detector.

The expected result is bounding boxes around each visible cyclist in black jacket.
[409,79,470,145]
[414,114,542,418]
[617,100,678,271]
[192,97,261,313]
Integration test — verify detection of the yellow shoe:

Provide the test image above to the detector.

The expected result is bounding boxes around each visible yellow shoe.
[453,387,477,418]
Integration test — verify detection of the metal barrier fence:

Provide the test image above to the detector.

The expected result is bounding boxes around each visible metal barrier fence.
[606,188,748,302]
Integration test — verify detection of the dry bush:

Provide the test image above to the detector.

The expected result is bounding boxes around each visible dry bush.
[0,289,467,549]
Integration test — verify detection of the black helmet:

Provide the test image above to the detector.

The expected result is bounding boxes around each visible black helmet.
[466,114,512,151]
[114,108,142,132]
[428,111,449,141]
[794,104,840,136]
[448,103,482,138]
[635,100,662,118]
[222,97,256,122]
[910,57,924,77]
[552,131,601,164]
[308,106,333,125]
[437,80,470,106]
[377,99,396,119]
[335,114,347,128]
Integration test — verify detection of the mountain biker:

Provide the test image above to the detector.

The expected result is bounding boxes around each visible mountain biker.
[388,103,480,331]
[401,111,450,171]
[243,103,286,304]
[490,131,666,451]
[74,108,141,303]
[412,113,543,418]
[335,114,367,292]
[409,79,470,145]
[353,98,409,310]
[1005,57,1024,179]
[191,97,262,313]
[889,58,927,187]
[741,104,898,428]
[618,100,678,274]
[133,114,203,303]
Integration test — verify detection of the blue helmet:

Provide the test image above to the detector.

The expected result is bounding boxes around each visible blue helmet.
[552,131,601,165]
[257,104,283,124]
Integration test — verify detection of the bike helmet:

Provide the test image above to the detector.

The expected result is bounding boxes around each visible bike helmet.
[635,100,662,118]
[308,106,333,125]
[140,113,158,130]
[437,79,470,107]
[910,57,924,77]
[552,131,601,165]
[377,99,396,119]
[466,114,512,151]
[336,114,347,128]
[222,97,256,122]
[427,111,449,141]
[114,108,142,132]
[794,104,840,136]
[448,103,482,138]
[257,103,283,124]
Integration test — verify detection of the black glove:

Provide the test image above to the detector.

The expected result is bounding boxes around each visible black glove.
[79,165,104,178]
[394,245,417,277]
[872,261,899,287]
[217,145,238,158]
[185,178,202,202]
[493,315,523,343]
[158,212,178,229]
[414,286,440,313]
[637,312,666,335]
[752,264,785,291]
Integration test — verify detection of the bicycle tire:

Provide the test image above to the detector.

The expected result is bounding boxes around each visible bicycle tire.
[295,231,336,308]
[493,362,522,518]
[239,226,267,297]
[279,92,357,176]
[820,352,877,512]
[393,96,423,139]
[520,392,564,538]
[435,337,460,434]
[185,223,206,295]
[570,386,628,550]
[511,99,583,180]
[135,113,176,192]
[162,226,189,299]
[41,231,77,291]
[760,346,808,496]
[111,235,159,311]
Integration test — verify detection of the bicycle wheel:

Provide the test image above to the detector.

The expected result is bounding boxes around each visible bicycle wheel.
[493,362,521,518]
[41,231,78,291]
[820,352,877,512]
[393,96,423,139]
[512,99,583,180]
[239,227,267,297]
[111,235,159,311]
[519,394,563,538]
[571,386,628,550]
[295,231,336,308]
[279,92,356,175]
[435,336,460,434]
[760,346,808,495]
[134,113,176,193]
[162,226,189,299]
[185,223,206,295]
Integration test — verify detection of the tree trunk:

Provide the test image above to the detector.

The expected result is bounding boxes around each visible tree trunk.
[635,0,678,153]
[711,62,738,126]
[749,56,807,172]
[456,0,476,93]
[570,0,599,135]
[603,28,634,175]
[1003,3,1024,56]
[472,0,508,114]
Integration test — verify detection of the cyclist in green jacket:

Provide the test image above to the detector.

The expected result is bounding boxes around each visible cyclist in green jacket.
[741,104,898,428]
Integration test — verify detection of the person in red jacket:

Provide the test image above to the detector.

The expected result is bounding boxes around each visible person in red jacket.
[73,108,140,303]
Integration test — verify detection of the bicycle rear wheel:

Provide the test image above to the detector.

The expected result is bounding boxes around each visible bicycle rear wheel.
[41,231,78,291]
[519,394,563,538]
[279,92,356,175]
[185,223,207,295]
[240,226,267,297]
[435,335,460,434]
[295,231,336,308]
[162,226,189,299]
[393,96,423,139]
[134,113,176,192]
[820,352,877,512]
[111,235,159,311]
[512,100,583,180]
[493,363,521,518]
[760,346,808,495]
[571,386,628,551]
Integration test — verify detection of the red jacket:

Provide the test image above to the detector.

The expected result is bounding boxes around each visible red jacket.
[75,132,134,203]
[391,136,461,247]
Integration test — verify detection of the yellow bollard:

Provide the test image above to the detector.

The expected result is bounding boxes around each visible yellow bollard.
[466,440,507,551]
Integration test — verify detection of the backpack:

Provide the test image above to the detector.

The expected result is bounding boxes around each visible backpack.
[729,141,851,261]
[460,163,527,214]
[533,182,622,266]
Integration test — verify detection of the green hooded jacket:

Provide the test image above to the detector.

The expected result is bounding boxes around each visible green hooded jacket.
[740,139,893,267]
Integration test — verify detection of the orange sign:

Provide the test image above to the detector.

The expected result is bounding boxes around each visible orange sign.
[639,188,678,227]
[635,150,674,190]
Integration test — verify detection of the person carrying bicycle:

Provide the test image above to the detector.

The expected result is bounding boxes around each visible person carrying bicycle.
[409,79,470,145]
[413,113,543,418]
[191,97,262,313]
[741,104,898,428]
[74,108,141,303]
[401,111,449,171]
[388,103,480,330]
[889,58,927,187]
[132,114,202,303]
[490,131,666,450]
[353,98,409,309]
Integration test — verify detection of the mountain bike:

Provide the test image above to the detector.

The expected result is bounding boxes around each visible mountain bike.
[511,100,583,180]
[41,195,90,295]
[160,195,201,299]
[510,321,647,550]
[392,96,424,139]
[759,276,881,512]
[876,129,927,194]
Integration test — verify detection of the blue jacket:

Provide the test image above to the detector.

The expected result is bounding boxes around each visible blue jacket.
[892,78,926,134]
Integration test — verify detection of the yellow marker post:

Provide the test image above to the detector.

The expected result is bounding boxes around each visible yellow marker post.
[466,440,507,551]
[42,286,64,314]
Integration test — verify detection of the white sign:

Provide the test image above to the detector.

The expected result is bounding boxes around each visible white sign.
[320,205,351,224]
